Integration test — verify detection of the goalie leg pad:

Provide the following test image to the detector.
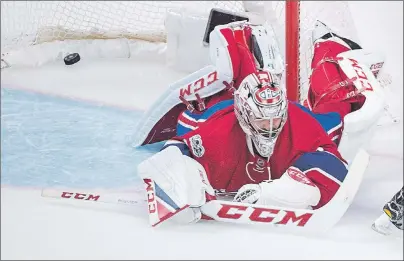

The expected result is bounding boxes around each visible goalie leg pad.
[209,23,241,81]
[137,146,214,226]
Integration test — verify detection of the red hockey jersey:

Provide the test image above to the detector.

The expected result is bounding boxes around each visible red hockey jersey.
[168,93,348,209]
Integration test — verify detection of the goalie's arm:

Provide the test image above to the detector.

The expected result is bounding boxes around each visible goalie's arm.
[291,149,349,209]
[235,148,348,210]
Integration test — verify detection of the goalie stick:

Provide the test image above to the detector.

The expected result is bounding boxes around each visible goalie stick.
[200,148,369,233]
[41,188,144,206]
[41,149,368,233]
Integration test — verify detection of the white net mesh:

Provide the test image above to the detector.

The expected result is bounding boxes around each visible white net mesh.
[262,1,358,102]
[1,1,245,53]
[1,1,358,103]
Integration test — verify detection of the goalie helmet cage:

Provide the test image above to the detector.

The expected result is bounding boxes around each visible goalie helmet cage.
[1,1,358,103]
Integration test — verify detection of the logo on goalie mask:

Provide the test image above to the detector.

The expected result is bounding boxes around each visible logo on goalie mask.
[253,85,282,106]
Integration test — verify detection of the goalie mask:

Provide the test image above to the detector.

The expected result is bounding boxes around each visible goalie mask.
[234,71,288,158]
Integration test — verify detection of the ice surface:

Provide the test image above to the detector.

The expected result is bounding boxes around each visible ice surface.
[1,1,403,260]
[1,87,145,188]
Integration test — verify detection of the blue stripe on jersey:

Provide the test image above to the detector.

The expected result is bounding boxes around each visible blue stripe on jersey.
[294,102,342,134]
[176,124,193,137]
[184,99,234,121]
[154,182,180,210]
[292,151,348,182]
[176,99,234,136]
[160,142,190,156]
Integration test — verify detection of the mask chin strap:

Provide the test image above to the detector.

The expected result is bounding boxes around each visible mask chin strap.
[246,134,275,160]
[254,140,271,158]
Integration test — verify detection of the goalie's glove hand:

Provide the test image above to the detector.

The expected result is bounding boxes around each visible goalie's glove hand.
[233,181,272,204]
[233,167,322,209]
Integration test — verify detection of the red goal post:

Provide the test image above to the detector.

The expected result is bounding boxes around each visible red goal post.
[285,1,300,102]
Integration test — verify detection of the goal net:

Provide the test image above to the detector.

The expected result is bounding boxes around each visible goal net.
[1,1,358,103]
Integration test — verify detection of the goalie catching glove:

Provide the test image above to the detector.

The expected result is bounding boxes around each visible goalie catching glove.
[234,167,321,210]
[137,146,215,226]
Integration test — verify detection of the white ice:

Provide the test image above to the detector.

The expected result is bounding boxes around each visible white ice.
[1,1,403,260]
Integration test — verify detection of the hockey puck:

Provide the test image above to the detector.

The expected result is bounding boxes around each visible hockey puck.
[64,53,80,65]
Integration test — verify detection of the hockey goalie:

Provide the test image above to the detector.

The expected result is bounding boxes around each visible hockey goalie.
[134,20,386,228]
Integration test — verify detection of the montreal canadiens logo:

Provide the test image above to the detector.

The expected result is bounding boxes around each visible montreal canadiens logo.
[253,86,281,106]
[245,157,271,182]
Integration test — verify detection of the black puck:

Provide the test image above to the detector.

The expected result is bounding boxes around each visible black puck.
[64,53,80,65]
